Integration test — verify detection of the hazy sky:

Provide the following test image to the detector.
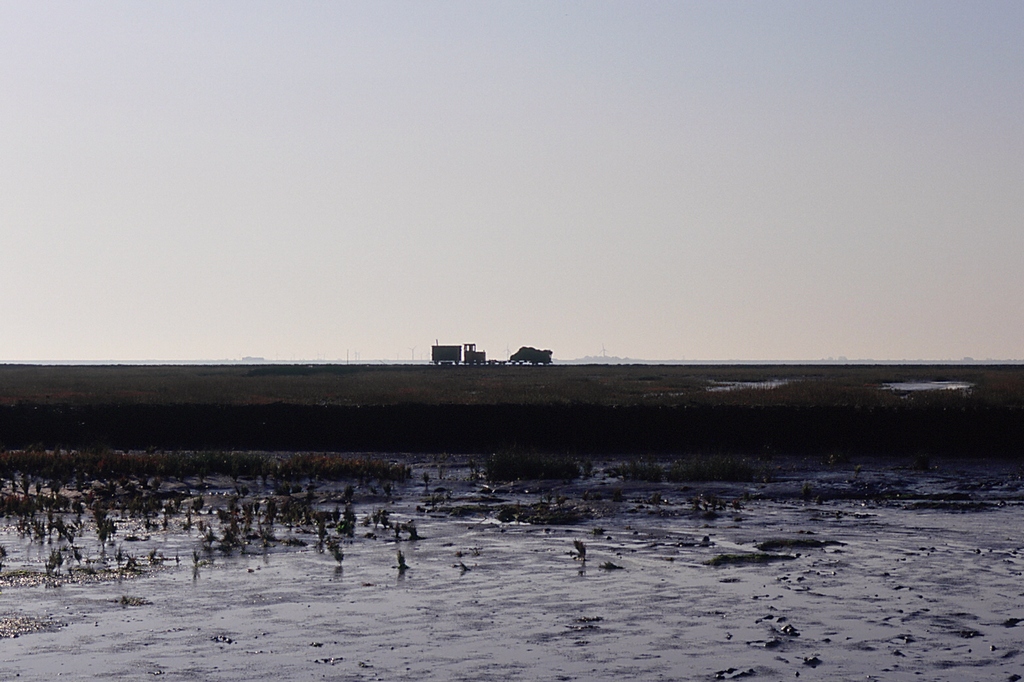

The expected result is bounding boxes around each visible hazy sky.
[2,2,1022,362]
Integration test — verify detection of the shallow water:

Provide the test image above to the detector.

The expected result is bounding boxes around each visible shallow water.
[883,381,973,392]
[707,380,790,392]
[2,457,1023,681]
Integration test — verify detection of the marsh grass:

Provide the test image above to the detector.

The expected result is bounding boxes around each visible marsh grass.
[616,455,760,482]
[615,460,663,482]
[485,449,579,481]
[0,450,409,483]
[4,363,1020,407]
[666,456,759,482]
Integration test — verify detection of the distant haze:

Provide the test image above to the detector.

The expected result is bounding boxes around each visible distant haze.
[2,2,1022,363]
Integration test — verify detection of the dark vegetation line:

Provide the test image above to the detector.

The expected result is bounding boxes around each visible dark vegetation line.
[3,364,1024,408]
[0,403,1022,456]
[0,449,410,484]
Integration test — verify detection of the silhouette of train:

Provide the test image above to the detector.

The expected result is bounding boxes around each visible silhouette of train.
[431,343,552,365]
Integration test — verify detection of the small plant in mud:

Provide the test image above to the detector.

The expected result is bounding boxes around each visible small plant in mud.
[45,547,64,576]
[571,539,587,563]
[315,517,328,551]
[396,550,408,572]
[93,506,116,545]
[801,482,813,500]
[326,539,344,565]
[396,521,421,541]
[825,451,849,467]
[259,525,277,547]
[0,544,6,572]
[336,505,357,538]
[371,508,391,529]
[202,526,216,549]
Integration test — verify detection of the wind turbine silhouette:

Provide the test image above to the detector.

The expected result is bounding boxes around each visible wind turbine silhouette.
[408,346,416,361]
[600,344,608,358]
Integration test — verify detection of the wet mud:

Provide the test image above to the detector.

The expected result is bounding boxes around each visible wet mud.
[1,455,1024,680]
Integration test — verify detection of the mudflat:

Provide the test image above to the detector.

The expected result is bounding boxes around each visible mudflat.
[1,452,1023,680]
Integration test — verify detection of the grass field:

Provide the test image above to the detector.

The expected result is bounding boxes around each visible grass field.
[1,364,1022,455]
[1,363,1022,408]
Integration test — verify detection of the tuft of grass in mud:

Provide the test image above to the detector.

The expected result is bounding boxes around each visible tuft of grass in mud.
[911,454,931,471]
[615,459,664,482]
[705,553,797,566]
[613,455,760,483]
[485,449,579,481]
[666,456,759,482]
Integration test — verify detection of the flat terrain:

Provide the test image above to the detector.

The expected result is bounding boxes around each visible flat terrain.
[2,454,1024,681]
[0,363,1021,677]
[1,364,1022,455]
[1,363,1023,407]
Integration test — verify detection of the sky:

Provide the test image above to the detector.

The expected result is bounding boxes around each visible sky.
[2,1,1022,363]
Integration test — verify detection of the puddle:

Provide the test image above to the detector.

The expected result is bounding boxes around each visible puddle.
[707,380,790,392]
[883,381,973,392]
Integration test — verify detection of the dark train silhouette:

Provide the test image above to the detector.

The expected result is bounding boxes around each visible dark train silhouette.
[431,343,552,365]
